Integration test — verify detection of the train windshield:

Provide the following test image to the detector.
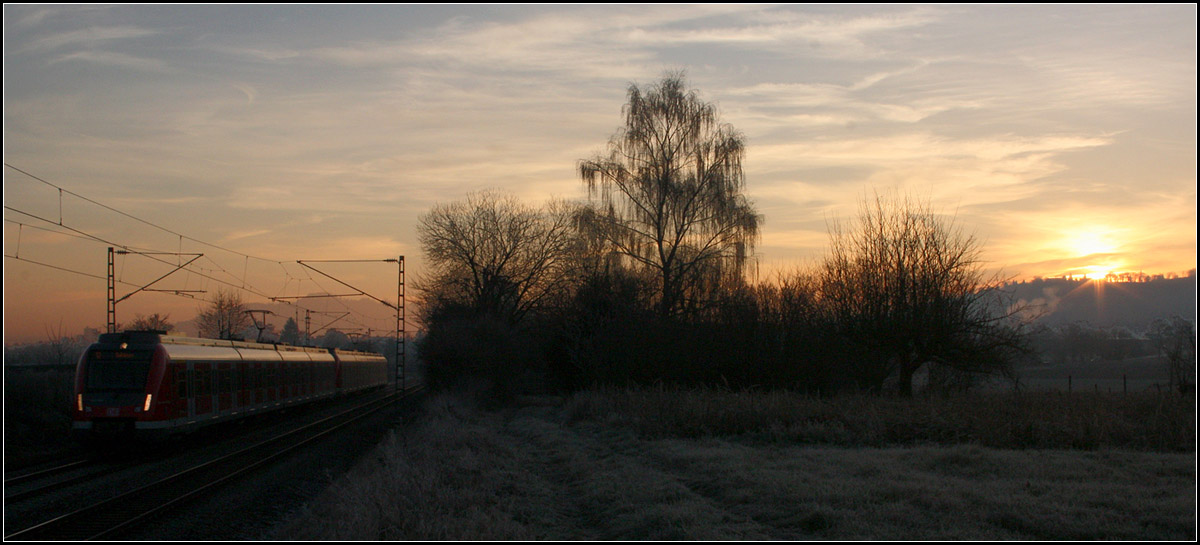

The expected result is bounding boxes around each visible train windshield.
[85,350,152,391]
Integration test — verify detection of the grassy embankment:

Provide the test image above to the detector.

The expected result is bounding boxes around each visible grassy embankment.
[270,387,1195,540]
[4,366,78,467]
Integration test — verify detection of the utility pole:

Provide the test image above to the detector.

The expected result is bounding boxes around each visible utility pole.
[291,257,406,393]
[397,255,406,394]
[107,247,116,333]
[106,247,202,333]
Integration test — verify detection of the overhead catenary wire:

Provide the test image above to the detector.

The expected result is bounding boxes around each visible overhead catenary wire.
[7,203,281,308]
[4,164,402,337]
[8,215,396,336]
[5,163,286,266]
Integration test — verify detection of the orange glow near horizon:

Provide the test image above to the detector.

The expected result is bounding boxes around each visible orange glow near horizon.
[1041,223,1142,281]
[2,5,1195,345]
[1064,229,1119,258]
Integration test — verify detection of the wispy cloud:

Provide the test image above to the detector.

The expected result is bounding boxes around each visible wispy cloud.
[2,3,1193,310]
[223,229,272,242]
[24,25,159,52]
[625,6,943,56]
[49,49,170,72]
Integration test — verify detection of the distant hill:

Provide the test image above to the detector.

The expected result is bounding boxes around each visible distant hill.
[1004,275,1196,330]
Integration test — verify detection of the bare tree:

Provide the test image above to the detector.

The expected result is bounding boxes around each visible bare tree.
[43,320,72,366]
[417,190,580,324]
[579,73,761,318]
[124,312,174,332]
[196,288,251,340]
[819,192,1027,395]
[1150,316,1196,395]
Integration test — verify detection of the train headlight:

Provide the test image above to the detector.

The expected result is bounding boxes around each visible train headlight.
[143,394,153,412]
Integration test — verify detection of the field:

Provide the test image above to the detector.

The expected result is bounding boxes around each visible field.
[268,388,1196,540]
[1016,354,1178,393]
[3,366,78,467]
[5,358,1194,540]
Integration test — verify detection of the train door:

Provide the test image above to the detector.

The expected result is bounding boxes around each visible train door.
[194,362,212,416]
[174,362,189,420]
[235,362,246,411]
[259,363,267,404]
[275,362,284,403]
[185,361,196,418]
[266,362,277,404]
[217,362,232,412]
[282,362,291,401]
[250,362,260,406]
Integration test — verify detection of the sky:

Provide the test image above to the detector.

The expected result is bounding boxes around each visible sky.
[3,4,1196,344]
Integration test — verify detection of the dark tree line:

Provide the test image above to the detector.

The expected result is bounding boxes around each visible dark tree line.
[415,74,1030,400]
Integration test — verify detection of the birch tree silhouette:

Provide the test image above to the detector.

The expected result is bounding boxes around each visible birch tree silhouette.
[579,73,761,318]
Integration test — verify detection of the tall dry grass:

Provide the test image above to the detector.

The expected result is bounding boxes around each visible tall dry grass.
[562,387,1196,452]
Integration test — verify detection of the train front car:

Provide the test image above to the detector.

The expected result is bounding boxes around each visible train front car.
[72,331,169,442]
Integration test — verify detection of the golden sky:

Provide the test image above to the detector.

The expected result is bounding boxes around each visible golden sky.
[3,4,1196,344]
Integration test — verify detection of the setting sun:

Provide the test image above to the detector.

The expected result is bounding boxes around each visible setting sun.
[1053,226,1134,279]
[1065,229,1120,258]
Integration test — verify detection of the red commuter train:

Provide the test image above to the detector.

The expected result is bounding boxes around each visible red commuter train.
[72,330,389,441]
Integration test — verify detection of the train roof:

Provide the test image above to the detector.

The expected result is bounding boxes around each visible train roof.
[95,330,385,358]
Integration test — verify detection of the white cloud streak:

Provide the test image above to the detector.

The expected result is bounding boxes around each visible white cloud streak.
[2,3,1194,317]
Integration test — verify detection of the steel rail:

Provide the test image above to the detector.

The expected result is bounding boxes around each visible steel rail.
[5,384,423,541]
[4,459,91,488]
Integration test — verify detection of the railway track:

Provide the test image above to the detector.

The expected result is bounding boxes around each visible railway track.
[5,459,92,488]
[5,384,424,541]
[4,458,133,504]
